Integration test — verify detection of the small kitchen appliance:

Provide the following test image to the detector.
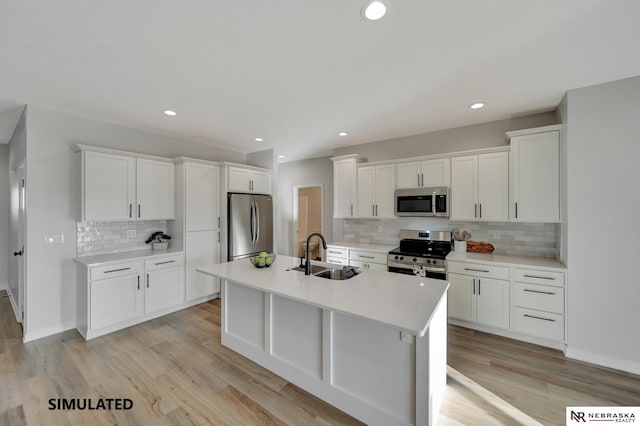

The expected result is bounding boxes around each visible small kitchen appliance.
[387,229,452,279]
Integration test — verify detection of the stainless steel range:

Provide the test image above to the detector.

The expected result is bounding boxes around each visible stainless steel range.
[387,230,452,279]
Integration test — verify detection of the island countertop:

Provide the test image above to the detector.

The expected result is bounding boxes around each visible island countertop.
[198,255,449,337]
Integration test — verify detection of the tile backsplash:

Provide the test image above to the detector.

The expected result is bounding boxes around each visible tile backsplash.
[342,218,559,259]
[77,220,167,257]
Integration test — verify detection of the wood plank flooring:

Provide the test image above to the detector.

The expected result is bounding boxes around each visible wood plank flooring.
[1,291,639,425]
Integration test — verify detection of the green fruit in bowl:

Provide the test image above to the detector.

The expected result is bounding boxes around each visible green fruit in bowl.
[256,257,266,267]
[258,251,268,258]
[265,256,274,266]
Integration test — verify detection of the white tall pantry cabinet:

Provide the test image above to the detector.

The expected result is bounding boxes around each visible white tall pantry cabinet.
[172,159,222,302]
[331,155,361,218]
[508,125,561,223]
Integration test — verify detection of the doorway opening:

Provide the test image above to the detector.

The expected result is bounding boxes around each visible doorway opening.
[293,185,323,260]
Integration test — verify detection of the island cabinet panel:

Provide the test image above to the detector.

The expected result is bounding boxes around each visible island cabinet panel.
[271,295,323,379]
[225,283,265,349]
[332,312,414,424]
[216,273,448,426]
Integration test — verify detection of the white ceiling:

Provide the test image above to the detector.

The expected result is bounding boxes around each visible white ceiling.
[1,1,639,160]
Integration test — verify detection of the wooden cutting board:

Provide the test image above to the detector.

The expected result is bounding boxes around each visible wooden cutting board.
[466,241,495,253]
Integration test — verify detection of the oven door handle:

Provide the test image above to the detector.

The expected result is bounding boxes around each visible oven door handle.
[387,261,412,269]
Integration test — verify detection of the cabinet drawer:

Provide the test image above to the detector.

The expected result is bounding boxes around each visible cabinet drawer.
[326,257,348,266]
[511,307,564,342]
[349,260,387,270]
[349,250,387,265]
[514,268,565,286]
[144,254,184,271]
[90,261,144,281]
[326,246,348,259]
[514,282,564,314]
[448,262,509,280]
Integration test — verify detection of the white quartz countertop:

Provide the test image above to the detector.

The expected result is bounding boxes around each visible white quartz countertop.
[327,241,398,253]
[75,248,184,267]
[198,255,448,336]
[446,251,566,270]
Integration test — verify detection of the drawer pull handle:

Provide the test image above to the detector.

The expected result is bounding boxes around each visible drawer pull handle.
[464,268,490,273]
[104,267,131,274]
[523,274,556,280]
[524,314,556,322]
[328,251,341,254]
[155,260,176,265]
[358,255,375,259]
[524,289,556,295]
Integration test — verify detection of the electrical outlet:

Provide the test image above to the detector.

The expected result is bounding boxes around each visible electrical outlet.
[44,234,64,245]
[493,231,501,240]
[126,230,136,238]
[400,331,414,344]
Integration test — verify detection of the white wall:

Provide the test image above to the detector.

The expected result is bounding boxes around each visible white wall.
[276,157,334,257]
[332,112,557,161]
[564,76,640,374]
[0,144,9,289]
[22,105,246,341]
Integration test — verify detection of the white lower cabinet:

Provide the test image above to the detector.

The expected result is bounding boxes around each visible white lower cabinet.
[185,230,220,301]
[510,267,565,343]
[90,271,144,330]
[326,245,349,266]
[349,250,388,271]
[448,264,510,330]
[78,252,185,340]
[447,258,567,349]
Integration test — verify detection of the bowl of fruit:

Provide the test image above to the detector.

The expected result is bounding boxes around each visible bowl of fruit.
[249,251,276,268]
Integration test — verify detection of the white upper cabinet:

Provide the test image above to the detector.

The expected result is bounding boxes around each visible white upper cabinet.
[185,162,220,231]
[81,148,175,221]
[450,151,508,222]
[357,164,395,219]
[136,158,175,220]
[83,151,136,221]
[508,126,561,223]
[396,158,450,189]
[332,155,359,218]
[227,166,272,194]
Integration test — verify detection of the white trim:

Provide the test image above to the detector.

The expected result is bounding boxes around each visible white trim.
[23,321,77,343]
[6,287,21,323]
[222,161,271,172]
[506,124,563,139]
[292,184,324,258]
[565,347,640,376]
[73,144,174,163]
[173,156,221,166]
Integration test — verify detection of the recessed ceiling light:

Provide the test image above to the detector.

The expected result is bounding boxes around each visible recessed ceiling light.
[163,110,177,116]
[362,0,387,21]
[338,131,349,137]
[278,155,285,159]
[469,102,485,110]
[254,137,264,142]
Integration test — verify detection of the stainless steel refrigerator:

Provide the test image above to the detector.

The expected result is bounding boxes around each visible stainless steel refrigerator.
[227,193,273,261]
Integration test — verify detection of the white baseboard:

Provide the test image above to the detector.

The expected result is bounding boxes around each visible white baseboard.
[565,347,640,376]
[6,288,21,324]
[23,321,77,343]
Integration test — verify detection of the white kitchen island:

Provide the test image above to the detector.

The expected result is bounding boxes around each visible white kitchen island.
[198,255,449,426]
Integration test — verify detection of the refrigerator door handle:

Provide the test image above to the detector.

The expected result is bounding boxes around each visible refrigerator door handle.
[255,201,260,245]
[249,201,255,244]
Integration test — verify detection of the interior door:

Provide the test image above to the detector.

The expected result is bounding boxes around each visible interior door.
[8,165,25,324]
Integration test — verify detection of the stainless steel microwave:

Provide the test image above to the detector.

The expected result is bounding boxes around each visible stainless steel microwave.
[394,187,450,217]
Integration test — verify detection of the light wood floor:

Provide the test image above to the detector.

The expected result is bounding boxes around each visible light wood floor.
[1,291,639,425]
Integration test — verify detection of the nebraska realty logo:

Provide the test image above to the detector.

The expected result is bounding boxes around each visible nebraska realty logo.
[567,407,638,424]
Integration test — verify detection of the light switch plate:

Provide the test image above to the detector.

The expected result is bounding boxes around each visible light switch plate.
[126,230,136,238]
[378,225,384,233]
[44,234,64,245]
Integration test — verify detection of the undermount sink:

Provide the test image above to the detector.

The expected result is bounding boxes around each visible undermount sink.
[287,264,360,280]
[315,267,360,280]
[287,264,328,274]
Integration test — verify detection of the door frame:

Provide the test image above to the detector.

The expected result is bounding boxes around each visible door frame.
[8,160,26,329]
[292,184,324,258]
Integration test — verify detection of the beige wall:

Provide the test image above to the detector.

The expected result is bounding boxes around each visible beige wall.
[299,186,322,235]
